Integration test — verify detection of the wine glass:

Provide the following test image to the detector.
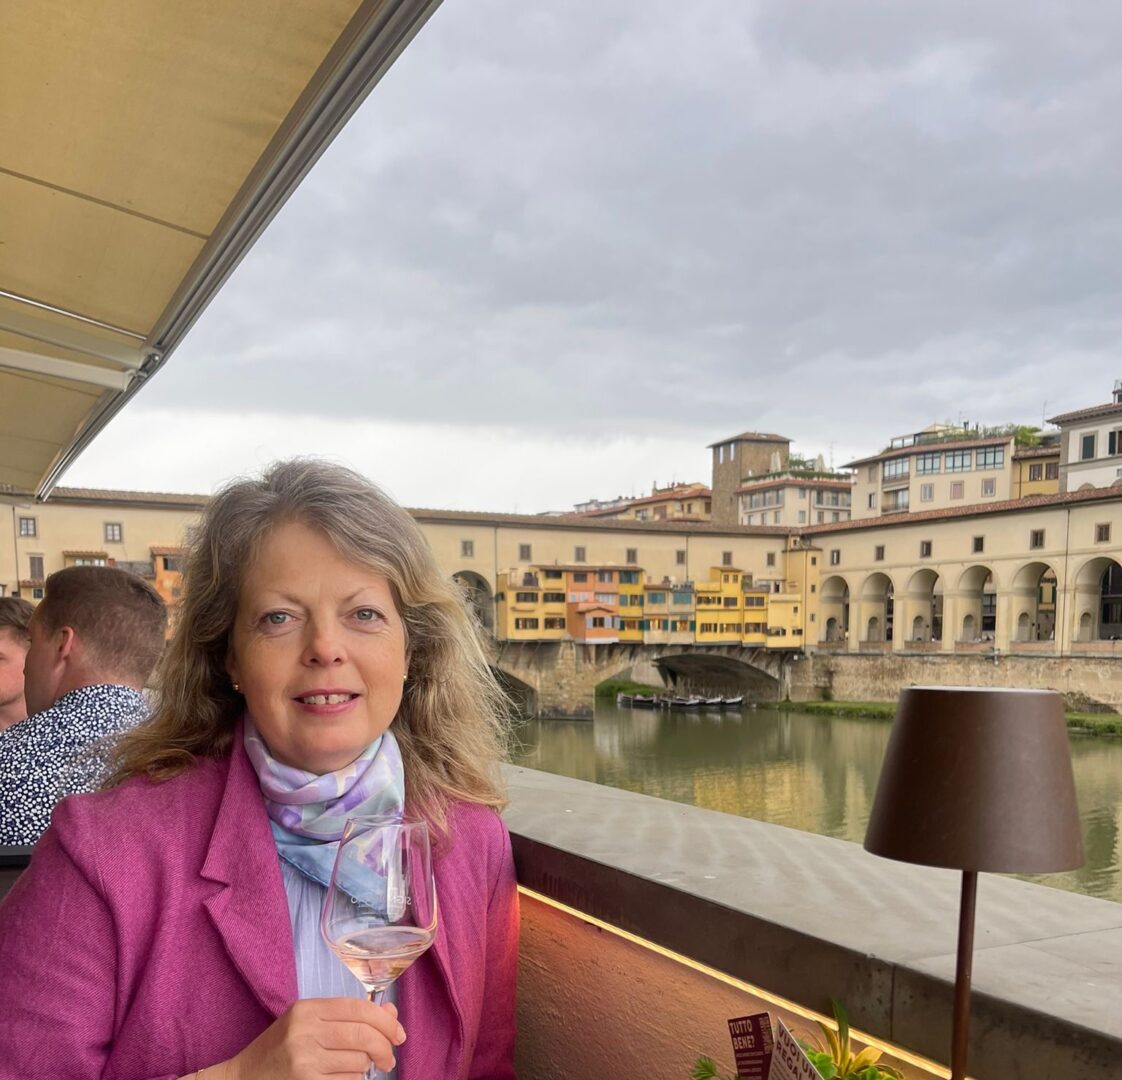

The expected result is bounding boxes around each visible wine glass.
[321,816,438,1073]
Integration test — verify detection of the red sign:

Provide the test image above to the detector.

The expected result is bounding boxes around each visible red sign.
[727,1013,774,1080]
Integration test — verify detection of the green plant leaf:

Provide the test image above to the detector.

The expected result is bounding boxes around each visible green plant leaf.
[691,1057,720,1080]
[831,998,852,1070]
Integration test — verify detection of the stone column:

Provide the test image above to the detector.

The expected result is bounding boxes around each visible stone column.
[1003,585,1045,651]
[1070,581,1102,645]
[846,598,864,652]
[939,592,960,653]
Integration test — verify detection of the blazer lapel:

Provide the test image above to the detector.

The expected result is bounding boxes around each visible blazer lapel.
[201,729,297,1019]
[399,845,465,1077]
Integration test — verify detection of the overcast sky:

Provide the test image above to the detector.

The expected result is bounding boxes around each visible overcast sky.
[67,0,1122,511]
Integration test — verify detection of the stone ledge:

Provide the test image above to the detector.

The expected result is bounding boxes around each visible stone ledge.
[503,766,1122,1079]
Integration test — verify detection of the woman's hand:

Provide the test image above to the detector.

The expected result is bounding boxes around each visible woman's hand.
[218,998,406,1079]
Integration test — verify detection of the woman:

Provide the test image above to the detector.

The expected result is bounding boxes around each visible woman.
[0,460,518,1079]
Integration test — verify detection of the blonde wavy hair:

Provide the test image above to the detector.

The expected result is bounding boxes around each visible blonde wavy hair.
[110,459,509,827]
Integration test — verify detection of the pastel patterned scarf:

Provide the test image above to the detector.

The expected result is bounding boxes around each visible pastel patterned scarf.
[244,717,405,888]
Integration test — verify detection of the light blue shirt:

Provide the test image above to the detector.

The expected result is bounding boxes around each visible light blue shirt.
[280,860,399,1079]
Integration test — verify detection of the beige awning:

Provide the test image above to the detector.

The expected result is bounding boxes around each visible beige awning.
[0,0,443,497]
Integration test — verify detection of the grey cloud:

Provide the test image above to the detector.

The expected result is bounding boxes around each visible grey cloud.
[141,0,1122,451]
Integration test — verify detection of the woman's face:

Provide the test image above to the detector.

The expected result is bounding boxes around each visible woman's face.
[226,520,408,774]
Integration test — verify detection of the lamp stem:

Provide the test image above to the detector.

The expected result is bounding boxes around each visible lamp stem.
[951,869,978,1080]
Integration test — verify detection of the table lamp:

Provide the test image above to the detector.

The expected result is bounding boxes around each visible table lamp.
[864,686,1084,1080]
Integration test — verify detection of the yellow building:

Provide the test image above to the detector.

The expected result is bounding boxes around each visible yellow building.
[741,585,769,645]
[695,567,746,645]
[764,537,819,648]
[617,567,645,642]
[0,487,206,605]
[1012,446,1061,498]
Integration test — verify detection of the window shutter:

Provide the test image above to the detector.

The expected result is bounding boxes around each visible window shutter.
[1111,431,1117,455]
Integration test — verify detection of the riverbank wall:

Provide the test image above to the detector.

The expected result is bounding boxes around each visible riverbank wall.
[508,766,1122,1080]
[788,652,1122,711]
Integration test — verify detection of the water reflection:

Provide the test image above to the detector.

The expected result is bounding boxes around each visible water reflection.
[511,704,1122,905]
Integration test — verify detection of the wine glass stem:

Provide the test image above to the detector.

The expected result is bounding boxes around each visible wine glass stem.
[364,987,390,1078]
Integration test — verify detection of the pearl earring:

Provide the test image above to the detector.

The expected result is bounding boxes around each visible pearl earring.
[233,682,241,692]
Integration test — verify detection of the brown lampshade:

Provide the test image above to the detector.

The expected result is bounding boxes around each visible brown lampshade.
[864,686,1085,873]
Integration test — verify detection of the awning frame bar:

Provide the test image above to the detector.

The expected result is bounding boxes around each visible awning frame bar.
[0,303,152,370]
[0,345,134,391]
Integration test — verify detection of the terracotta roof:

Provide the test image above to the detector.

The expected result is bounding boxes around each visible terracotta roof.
[408,507,791,536]
[1047,401,1122,425]
[579,507,710,521]
[735,478,854,495]
[1012,446,1061,460]
[618,483,710,508]
[62,549,108,558]
[51,487,209,509]
[150,546,186,556]
[707,431,790,448]
[843,435,1012,469]
[18,579,44,587]
[530,564,638,572]
[801,485,1122,536]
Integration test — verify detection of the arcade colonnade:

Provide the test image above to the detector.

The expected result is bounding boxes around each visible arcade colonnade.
[817,554,1122,655]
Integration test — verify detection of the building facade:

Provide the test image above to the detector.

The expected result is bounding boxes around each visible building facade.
[0,488,206,606]
[846,431,1015,520]
[5,479,1122,666]
[807,488,1122,657]
[708,431,791,526]
[580,482,712,523]
[737,473,852,527]
[1012,445,1061,498]
[1048,383,1122,492]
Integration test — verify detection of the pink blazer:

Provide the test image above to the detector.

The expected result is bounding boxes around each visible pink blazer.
[0,734,518,1080]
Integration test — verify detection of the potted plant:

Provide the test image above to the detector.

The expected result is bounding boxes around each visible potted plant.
[690,1001,903,1080]
[799,1000,903,1080]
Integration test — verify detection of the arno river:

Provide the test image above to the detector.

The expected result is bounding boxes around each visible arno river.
[511,703,1122,905]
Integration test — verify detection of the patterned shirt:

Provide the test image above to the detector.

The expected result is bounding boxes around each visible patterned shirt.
[0,684,149,846]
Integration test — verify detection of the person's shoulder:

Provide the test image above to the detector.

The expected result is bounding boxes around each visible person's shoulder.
[51,755,228,840]
[445,800,511,857]
[58,683,150,724]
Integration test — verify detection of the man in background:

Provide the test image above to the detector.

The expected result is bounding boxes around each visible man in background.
[0,598,33,732]
[0,566,167,845]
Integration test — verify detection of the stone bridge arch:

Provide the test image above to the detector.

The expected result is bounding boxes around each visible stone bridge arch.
[651,647,782,700]
[487,640,787,717]
[490,666,537,717]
